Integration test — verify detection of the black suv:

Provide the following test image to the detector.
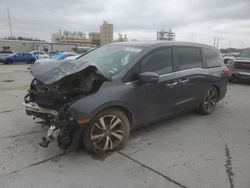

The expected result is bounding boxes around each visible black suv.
[23,41,228,153]
[227,48,250,82]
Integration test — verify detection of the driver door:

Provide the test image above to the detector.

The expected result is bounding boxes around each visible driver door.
[135,47,179,125]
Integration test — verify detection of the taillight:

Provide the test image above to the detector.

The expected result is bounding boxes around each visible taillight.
[223,67,229,77]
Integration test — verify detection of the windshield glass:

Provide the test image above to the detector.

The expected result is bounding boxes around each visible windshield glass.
[239,48,250,58]
[76,45,144,76]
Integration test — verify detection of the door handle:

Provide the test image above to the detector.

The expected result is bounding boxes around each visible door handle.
[179,79,189,84]
[166,81,178,87]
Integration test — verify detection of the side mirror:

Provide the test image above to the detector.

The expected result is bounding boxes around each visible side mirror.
[138,72,159,83]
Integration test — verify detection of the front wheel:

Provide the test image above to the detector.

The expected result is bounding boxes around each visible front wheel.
[198,87,218,115]
[6,59,13,64]
[83,108,130,154]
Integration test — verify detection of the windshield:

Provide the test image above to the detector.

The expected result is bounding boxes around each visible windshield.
[239,48,250,58]
[76,45,144,76]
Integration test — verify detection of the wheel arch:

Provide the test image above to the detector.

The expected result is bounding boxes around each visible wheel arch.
[212,84,220,100]
[92,105,135,129]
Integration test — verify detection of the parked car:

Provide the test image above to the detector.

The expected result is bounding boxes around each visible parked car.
[2,53,36,64]
[64,54,81,60]
[51,52,77,60]
[64,48,96,60]
[0,50,14,62]
[30,51,50,59]
[23,41,228,154]
[48,51,61,57]
[227,48,250,82]
[223,53,236,65]
[76,47,95,54]
[34,52,78,63]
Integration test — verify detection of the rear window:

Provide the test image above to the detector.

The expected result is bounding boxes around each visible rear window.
[204,48,221,68]
[176,47,202,70]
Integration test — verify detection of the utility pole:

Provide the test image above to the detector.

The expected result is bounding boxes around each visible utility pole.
[7,7,13,38]
[216,38,220,49]
[213,37,220,49]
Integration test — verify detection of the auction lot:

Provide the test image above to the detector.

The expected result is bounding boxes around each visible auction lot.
[0,64,249,188]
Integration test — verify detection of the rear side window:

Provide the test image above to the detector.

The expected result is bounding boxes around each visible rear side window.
[176,47,202,70]
[140,47,173,75]
[203,48,221,68]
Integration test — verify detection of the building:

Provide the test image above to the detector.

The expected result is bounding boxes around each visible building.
[58,39,94,47]
[100,21,113,45]
[51,30,99,47]
[0,39,79,53]
[157,29,175,41]
[114,33,128,43]
[89,32,100,45]
[51,30,87,43]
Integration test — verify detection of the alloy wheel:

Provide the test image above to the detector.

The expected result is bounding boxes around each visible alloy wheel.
[203,87,217,113]
[90,115,125,151]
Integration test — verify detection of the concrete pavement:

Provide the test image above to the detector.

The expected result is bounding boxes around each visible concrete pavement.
[0,64,249,188]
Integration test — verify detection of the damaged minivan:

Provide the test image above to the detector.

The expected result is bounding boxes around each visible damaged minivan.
[23,41,228,153]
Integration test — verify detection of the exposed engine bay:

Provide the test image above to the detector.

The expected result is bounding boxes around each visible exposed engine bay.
[23,61,108,150]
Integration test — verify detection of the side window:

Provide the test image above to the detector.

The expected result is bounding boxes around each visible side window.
[176,47,202,70]
[204,48,221,68]
[140,47,173,75]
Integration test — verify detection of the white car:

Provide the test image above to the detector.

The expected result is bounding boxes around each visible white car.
[30,51,50,59]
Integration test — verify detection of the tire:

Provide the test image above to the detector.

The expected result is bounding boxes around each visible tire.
[27,59,35,64]
[83,108,130,154]
[228,76,237,83]
[198,86,218,115]
[6,60,13,64]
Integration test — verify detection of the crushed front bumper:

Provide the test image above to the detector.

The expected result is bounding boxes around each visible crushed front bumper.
[22,102,58,117]
[23,101,86,151]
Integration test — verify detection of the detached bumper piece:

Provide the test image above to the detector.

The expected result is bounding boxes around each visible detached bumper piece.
[39,125,59,148]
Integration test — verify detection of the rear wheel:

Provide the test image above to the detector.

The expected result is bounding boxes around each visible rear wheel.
[27,59,35,64]
[228,75,237,82]
[83,108,130,154]
[198,87,218,115]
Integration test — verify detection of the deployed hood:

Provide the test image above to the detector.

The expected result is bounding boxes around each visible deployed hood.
[31,60,111,85]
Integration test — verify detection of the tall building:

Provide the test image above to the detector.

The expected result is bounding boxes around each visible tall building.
[157,29,175,41]
[89,32,100,45]
[100,21,113,45]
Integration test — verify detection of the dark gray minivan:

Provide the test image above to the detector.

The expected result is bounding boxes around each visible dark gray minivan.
[23,41,228,153]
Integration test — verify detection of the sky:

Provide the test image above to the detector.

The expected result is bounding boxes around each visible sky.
[0,0,249,48]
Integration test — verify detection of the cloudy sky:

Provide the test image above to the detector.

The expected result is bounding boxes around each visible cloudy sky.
[0,0,249,48]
